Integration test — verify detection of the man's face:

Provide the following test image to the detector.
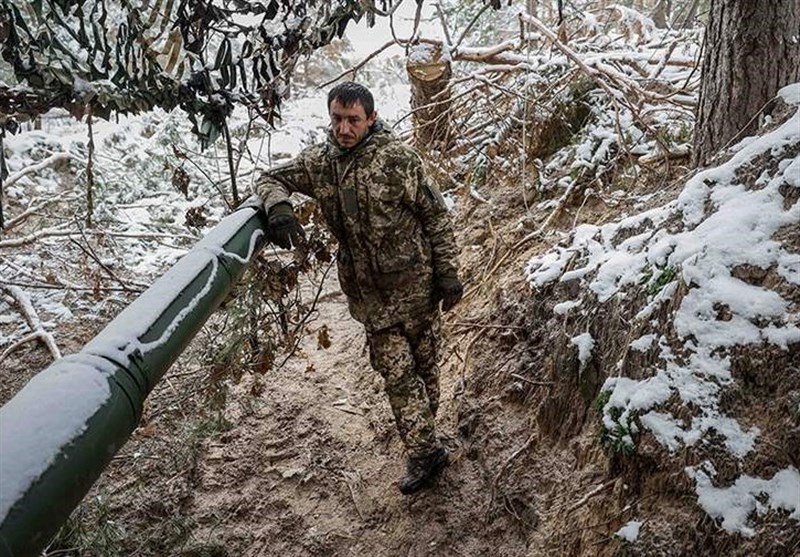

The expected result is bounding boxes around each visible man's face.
[329,99,377,148]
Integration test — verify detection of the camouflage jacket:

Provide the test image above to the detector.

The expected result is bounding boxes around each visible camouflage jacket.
[255,123,459,332]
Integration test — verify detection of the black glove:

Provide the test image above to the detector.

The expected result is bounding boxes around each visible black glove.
[267,203,305,249]
[436,274,464,312]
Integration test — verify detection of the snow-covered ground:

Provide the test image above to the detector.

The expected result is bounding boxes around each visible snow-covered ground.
[527,83,800,536]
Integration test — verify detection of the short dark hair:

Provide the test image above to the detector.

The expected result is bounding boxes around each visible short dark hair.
[327,82,374,116]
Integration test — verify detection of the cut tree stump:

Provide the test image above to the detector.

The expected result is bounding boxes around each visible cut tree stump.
[406,43,452,150]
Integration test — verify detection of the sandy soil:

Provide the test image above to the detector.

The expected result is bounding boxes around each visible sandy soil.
[180,275,533,556]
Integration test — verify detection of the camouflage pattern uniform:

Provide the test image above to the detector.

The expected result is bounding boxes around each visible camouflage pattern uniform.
[255,123,459,458]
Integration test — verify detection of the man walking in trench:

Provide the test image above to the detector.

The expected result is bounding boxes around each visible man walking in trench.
[255,82,463,495]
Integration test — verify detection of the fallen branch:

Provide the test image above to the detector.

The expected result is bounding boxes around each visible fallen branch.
[3,194,78,232]
[1,284,61,362]
[3,152,71,189]
[0,332,51,366]
[519,13,673,155]
[0,227,197,249]
[69,229,147,291]
[0,280,143,293]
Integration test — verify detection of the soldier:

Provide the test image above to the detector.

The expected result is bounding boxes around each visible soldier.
[255,82,463,495]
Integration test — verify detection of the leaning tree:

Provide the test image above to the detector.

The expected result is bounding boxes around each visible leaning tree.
[693,0,800,166]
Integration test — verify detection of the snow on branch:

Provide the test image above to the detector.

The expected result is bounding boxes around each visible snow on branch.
[0,285,61,364]
[3,152,71,189]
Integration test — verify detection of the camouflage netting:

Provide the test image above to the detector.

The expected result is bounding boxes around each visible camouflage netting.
[0,0,392,144]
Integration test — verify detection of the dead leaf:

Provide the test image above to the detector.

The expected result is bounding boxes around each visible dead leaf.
[317,324,331,349]
[171,166,190,198]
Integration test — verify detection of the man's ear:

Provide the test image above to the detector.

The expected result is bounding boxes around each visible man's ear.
[368,111,378,125]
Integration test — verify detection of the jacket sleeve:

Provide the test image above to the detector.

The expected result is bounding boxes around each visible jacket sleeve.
[406,156,460,278]
[253,149,315,212]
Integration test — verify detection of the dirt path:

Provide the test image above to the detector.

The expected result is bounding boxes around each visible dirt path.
[183,276,531,556]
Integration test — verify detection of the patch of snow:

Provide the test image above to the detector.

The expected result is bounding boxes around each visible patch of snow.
[615,520,643,542]
[778,83,800,105]
[407,43,438,64]
[554,299,582,315]
[686,465,800,537]
[629,333,656,351]
[639,411,686,451]
[570,333,594,372]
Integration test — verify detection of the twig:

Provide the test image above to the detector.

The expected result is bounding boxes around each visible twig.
[565,479,616,513]
[2,194,79,232]
[331,406,365,417]
[0,332,47,365]
[365,0,406,17]
[85,106,94,228]
[1,284,61,361]
[70,228,145,291]
[165,377,187,419]
[462,228,543,303]
[434,2,453,46]
[451,329,483,399]
[345,482,366,522]
[488,432,536,512]
[452,3,491,54]
[449,321,526,331]
[388,0,423,45]
[510,373,554,386]
[222,119,240,205]
[319,40,398,89]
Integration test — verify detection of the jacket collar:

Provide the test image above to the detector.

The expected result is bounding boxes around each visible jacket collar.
[326,120,394,159]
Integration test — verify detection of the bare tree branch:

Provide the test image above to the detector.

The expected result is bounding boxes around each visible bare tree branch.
[1,284,61,362]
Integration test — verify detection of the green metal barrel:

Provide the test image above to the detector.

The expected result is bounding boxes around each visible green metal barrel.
[0,203,269,557]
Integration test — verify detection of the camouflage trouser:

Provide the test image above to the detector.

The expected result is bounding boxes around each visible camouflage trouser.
[367,316,441,458]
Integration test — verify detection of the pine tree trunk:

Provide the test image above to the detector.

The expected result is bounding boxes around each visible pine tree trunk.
[692,0,800,166]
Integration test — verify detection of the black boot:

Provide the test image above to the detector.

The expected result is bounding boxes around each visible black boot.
[398,447,449,495]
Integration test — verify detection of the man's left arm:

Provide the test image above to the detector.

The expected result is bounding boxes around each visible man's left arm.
[407,156,463,311]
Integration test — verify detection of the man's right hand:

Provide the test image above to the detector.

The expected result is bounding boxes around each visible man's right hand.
[436,273,464,312]
[267,203,305,249]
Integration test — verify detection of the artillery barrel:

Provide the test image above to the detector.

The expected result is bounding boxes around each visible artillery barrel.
[0,203,269,556]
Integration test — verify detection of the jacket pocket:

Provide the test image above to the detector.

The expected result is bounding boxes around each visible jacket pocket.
[375,240,420,274]
[336,249,360,299]
[372,237,423,292]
